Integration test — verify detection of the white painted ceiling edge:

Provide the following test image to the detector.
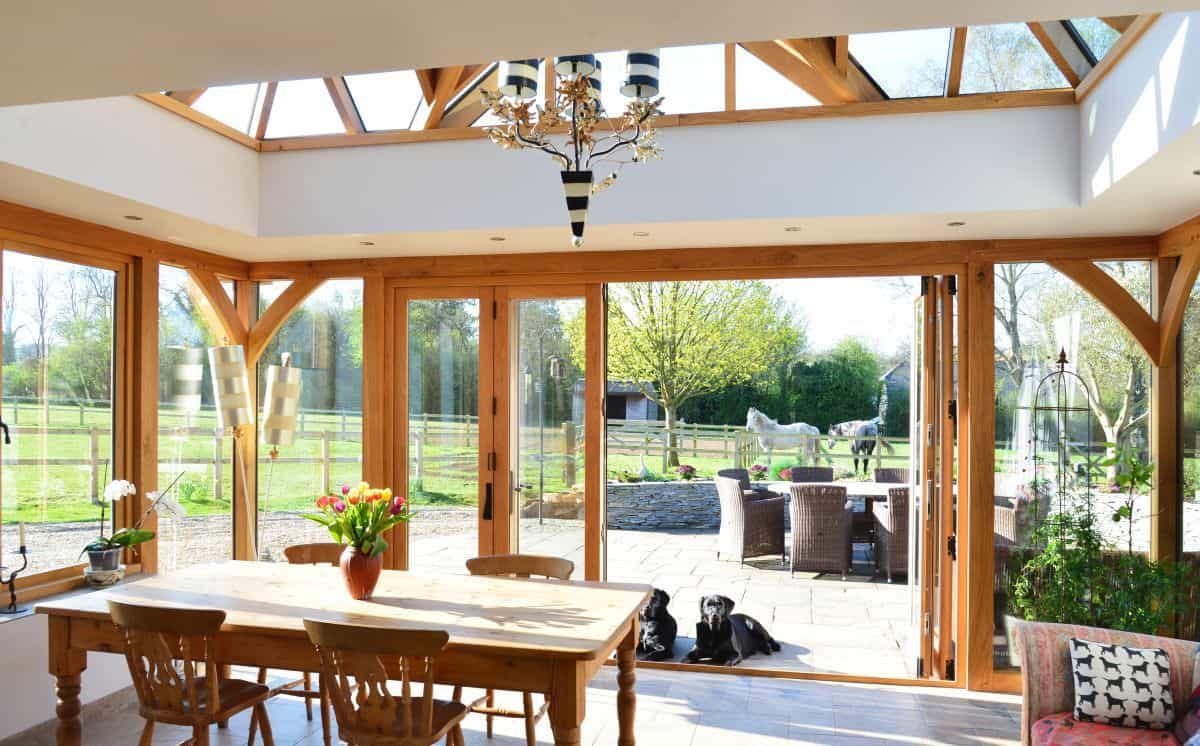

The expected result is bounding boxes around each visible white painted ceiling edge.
[2,1,1196,107]
[0,12,1196,262]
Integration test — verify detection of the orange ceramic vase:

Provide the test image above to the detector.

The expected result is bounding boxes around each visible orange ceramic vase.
[339,545,382,600]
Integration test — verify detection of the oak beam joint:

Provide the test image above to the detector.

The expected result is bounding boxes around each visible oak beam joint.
[1047,258,1161,365]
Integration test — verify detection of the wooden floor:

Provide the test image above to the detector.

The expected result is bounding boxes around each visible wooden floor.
[5,666,1021,745]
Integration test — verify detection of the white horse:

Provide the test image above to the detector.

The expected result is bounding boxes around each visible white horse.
[745,407,821,466]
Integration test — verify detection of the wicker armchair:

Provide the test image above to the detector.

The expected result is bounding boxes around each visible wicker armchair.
[1014,620,1200,745]
[787,484,853,578]
[873,468,909,484]
[716,468,776,497]
[785,466,834,482]
[872,487,909,582]
[715,474,786,563]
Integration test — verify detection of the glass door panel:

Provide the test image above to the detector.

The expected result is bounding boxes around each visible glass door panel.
[403,293,490,574]
[510,296,586,572]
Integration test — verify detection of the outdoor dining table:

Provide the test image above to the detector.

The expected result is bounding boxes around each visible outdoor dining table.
[768,480,899,545]
[37,560,652,746]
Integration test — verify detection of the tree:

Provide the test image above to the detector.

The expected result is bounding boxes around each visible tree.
[787,338,883,430]
[898,24,1067,97]
[600,281,800,465]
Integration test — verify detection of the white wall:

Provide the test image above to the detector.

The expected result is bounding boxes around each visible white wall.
[1080,11,1200,202]
[0,613,130,740]
[0,96,259,235]
[258,105,1078,238]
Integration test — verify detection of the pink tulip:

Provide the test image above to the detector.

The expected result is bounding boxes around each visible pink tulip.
[390,496,405,515]
[333,500,346,513]
[341,485,351,495]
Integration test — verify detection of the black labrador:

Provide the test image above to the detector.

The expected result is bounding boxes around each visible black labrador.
[682,594,780,666]
[636,588,678,662]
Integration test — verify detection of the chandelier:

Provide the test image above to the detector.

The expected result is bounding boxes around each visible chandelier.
[482,52,664,247]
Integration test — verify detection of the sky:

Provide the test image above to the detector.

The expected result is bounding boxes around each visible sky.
[767,276,920,355]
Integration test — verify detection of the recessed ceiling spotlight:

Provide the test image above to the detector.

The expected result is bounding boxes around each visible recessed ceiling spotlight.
[489,236,506,242]
[633,231,650,237]
[1194,168,1200,175]
[783,226,802,232]
[359,241,375,246]
[123,215,144,222]
[947,221,966,227]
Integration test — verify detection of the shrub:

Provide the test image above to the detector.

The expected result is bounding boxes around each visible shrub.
[749,464,769,480]
[676,464,697,481]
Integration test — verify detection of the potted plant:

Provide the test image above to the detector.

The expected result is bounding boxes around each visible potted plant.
[749,464,769,481]
[81,480,155,574]
[676,464,697,481]
[304,483,410,600]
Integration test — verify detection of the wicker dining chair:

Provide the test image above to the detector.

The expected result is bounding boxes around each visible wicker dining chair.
[250,543,340,746]
[715,474,786,563]
[109,600,275,746]
[787,484,853,579]
[303,620,468,746]
[785,466,834,483]
[716,468,779,497]
[462,554,573,746]
[872,487,909,582]
[872,467,909,484]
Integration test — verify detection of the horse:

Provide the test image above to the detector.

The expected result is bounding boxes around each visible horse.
[745,407,821,466]
[826,419,881,477]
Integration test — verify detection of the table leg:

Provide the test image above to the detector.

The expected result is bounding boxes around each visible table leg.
[48,617,87,746]
[617,618,638,746]
[549,661,585,746]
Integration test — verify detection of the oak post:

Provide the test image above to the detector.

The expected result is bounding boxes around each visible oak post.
[1151,257,1181,564]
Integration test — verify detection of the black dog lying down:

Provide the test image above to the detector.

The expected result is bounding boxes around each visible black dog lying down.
[637,588,678,661]
[683,594,780,666]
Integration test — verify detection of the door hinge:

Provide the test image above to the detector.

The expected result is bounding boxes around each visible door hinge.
[947,534,957,560]
[926,482,934,519]
[916,657,925,678]
[926,423,934,447]
[492,396,497,416]
[947,276,957,296]
[482,483,494,520]
[487,452,496,471]
[947,399,957,423]
[924,613,931,635]
[920,276,932,296]
[945,658,956,680]
[492,300,498,319]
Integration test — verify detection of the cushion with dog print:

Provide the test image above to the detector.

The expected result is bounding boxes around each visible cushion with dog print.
[1175,685,1200,744]
[1070,638,1174,729]
[1032,713,1180,745]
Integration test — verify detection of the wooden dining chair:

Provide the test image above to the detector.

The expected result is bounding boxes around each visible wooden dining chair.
[250,542,341,746]
[463,554,574,746]
[303,619,468,746]
[108,599,275,746]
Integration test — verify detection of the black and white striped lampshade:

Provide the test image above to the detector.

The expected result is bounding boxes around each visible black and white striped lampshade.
[171,347,205,413]
[621,49,660,98]
[500,59,539,99]
[555,54,597,77]
[561,170,592,248]
[586,58,603,105]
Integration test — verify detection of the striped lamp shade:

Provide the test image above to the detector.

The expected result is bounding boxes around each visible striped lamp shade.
[561,170,592,248]
[171,347,205,413]
[500,59,539,99]
[207,345,253,431]
[554,54,597,77]
[587,58,603,106]
[621,49,661,99]
[261,354,302,447]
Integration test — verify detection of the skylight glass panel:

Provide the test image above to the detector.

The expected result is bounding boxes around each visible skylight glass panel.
[595,50,627,116]
[659,44,724,113]
[345,70,426,131]
[264,78,346,138]
[1070,18,1120,60]
[849,28,952,98]
[192,84,261,134]
[735,46,820,110]
[960,24,1070,94]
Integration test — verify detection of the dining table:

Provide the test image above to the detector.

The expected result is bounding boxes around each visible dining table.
[768,480,902,546]
[37,561,652,746]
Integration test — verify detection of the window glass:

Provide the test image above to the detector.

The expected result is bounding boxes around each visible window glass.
[345,71,427,131]
[993,261,1152,669]
[849,28,952,98]
[659,44,725,113]
[256,280,364,561]
[1070,18,1121,60]
[1,250,116,575]
[735,46,820,110]
[962,24,1070,93]
[192,84,262,134]
[157,265,234,570]
[1180,276,1200,640]
[264,79,346,139]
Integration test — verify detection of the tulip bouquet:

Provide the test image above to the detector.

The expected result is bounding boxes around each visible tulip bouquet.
[304,483,410,558]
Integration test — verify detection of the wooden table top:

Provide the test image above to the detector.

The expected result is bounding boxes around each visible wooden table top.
[767,481,898,497]
[37,561,652,661]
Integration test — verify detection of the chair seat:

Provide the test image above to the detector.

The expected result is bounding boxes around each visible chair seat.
[141,676,270,726]
[341,698,469,744]
[1032,713,1180,745]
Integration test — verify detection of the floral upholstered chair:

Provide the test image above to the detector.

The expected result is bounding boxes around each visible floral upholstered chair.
[1015,620,1200,745]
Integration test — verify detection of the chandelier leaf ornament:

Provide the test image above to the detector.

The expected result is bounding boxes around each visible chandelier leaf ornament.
[482,52,664,247]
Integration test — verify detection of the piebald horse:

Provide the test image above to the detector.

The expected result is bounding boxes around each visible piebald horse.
[826,419,884,477]
[745,407,821,466]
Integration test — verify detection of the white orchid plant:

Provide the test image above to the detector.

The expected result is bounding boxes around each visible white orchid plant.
[81,479,154,555]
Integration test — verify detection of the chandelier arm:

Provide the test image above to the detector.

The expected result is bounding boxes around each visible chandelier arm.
[586,119,643,165]
[511,122,570,167]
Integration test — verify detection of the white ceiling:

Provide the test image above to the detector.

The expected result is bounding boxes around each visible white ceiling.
[1,1,1192,106]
